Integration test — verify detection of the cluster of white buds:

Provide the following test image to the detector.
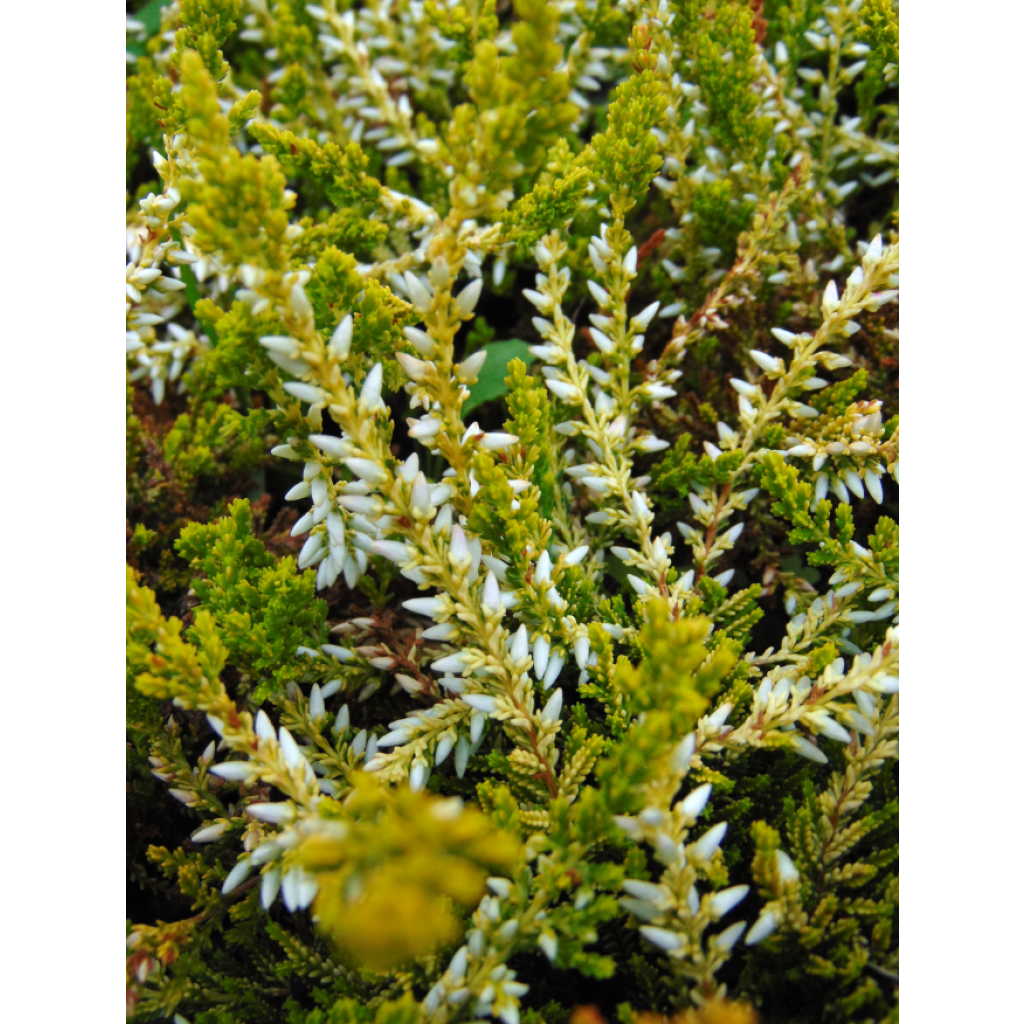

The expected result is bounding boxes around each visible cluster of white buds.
[784,397,893,505]
[370,698,485,791]
[194,704,337,909]
[676,487,760,579]
[506,548,597,685]
[614,732,750,989]
[669,238,899,592]
[126,184,212,403]
[424,876,532,1024]
[303,1,456,186]
[390,258,521,466]
[270,368,396,593]
[701,628,899,764]
[526,229,686,605]
[787,0,899,196]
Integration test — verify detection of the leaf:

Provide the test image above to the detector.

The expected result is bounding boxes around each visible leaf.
[133,0,169,36]
[463,340,536,414]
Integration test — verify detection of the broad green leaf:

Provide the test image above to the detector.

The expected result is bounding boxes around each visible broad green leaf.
[134,0,169,36]
[463,340,536,414]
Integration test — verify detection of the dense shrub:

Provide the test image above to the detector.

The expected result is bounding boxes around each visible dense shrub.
[126,2,898,1022]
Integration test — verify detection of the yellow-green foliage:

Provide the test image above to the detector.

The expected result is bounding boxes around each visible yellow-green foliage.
[300,778,520,971]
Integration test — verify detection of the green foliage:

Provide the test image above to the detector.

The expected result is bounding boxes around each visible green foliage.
[127,565,228,707]
[860,0,899,67]
[691,180,756,265]
[176,54,290,268]
[448,0,579,207]
[504,357,558,520]
[597,601,735,814]
[584,71,669,206]
[695,2,775,165]
[502,162,592,256]
[176,500,328,700]
[295,994,423,1024]
[648,434,745,516]
[306,247,413,372]
[761,454,898,578]
[163,402,269,487]
[249,125,383,210]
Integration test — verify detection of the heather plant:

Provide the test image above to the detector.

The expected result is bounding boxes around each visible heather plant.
[125,2,899,1022]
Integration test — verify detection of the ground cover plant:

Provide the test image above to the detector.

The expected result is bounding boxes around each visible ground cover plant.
[125,1,898,1021]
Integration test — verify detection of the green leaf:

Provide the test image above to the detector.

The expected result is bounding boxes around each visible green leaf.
[133,0,170,36]
[463,340,536,414]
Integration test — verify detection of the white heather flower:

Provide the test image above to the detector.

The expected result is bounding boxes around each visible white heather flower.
[708,885,749,918]
[284,382,327,404]
[462,693,498,714]
[564,545,589,565]
[211,761,258,782]
[404,271,433,312]
[745,910,778,945]
[821,280,840,315]
[671,733,697,773]
[321,644,355,662]
[396,352,430,381]
[369,540,411,564]
[308,434,347,457]
[359,363,384,410]
[482,571,502,612]
[191,823,229,843]
[403,326,435,356]
[730,378,761,399]
[345,458,388,484]
[791,735,829,763]
[546,379,581,402]
[714,921,747,950]
[573,635,590,669]
[542,650,565,690]
[246,803,295,825]
[541,688,563,723]
[750,350,785,376]
[639,926,682,952]
[480,432,519,451]
[690,822,728,861]
[309,683,326,720]
[455,278,484,317]
[679,783,712,819]
[221,856,252,895]
[623,879,665,904]
[533,635,551,678]
[776,850,800,883]
[404,597,444,619]
[631,301,661,330]
[459,350,488,380]
[277,727,306,770]
[255,709,275,741]
[330,315,353,359]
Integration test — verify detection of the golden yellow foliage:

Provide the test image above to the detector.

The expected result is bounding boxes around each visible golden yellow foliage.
[297,777,520,971]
